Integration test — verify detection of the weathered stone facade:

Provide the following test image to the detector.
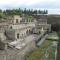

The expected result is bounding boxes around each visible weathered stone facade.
[33,14,51,33]
[0,15,51,60]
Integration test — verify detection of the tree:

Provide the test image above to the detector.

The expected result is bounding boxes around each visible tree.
[0,8,48,17]
[51,23,60,32]
[45,10,48,14]
[24,8,27,14]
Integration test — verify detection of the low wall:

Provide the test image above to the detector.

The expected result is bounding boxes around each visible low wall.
[0,40,37,60]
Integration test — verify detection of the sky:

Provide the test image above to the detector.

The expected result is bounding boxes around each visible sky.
[0,0,60,14]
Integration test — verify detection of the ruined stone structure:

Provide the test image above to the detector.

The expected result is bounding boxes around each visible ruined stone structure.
[33,14,51,34]
[0,15,51,60]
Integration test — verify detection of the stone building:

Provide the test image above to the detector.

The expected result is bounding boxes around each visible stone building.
[33,14,51,34]
[0,15,36,49]
[0,15,51,60]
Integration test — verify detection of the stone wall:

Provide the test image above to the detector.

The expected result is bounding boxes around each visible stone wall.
[0,41,5,50]
[5,29,15,40]
[12,15,22,24]
[0,40,36,60]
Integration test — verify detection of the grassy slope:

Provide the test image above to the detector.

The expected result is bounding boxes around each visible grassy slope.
[26,40,52,60]
[26,32,58,60]
[47,15,60,24]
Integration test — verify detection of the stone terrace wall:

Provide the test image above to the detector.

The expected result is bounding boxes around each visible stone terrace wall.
[0,40,36,60]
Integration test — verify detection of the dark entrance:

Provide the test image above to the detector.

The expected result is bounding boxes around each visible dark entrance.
[17,33,19,39]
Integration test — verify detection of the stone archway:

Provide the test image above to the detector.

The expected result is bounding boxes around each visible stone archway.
[29,29,31,33]
[26,30,28,34]
[17,33,19,39]
[10,26,12,29]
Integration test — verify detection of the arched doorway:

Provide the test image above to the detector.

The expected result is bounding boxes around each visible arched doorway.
[29,30,31,33]
[17,33,19,39]
[26,30,29,34]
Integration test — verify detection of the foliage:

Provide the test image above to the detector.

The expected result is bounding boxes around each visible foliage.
[48,16,60,32]
[0,8,48,18]
[51,23,60,32]
[47,16,60,24]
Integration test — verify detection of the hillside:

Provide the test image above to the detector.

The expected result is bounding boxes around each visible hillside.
[47,15,60,24]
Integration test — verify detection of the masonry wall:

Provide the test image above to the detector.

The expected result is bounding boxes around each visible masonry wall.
[12,41,36,60]
[0,32,6,41]
[0,40,36,60]
[0,41,5,50]
[5,29,15,40]
[13,15,22,24]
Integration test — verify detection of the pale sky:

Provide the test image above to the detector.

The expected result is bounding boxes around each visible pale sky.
[0,0,60,14]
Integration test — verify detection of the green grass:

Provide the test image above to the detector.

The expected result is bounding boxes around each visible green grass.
[26,32,58,60]
[47,32,59,40]
[26,40,57,60]
[26,40,52,60]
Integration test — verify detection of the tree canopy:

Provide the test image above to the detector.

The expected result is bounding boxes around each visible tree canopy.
[0,8,48,18]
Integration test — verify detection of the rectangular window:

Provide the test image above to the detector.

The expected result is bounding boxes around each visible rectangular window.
[16,19,18,23]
